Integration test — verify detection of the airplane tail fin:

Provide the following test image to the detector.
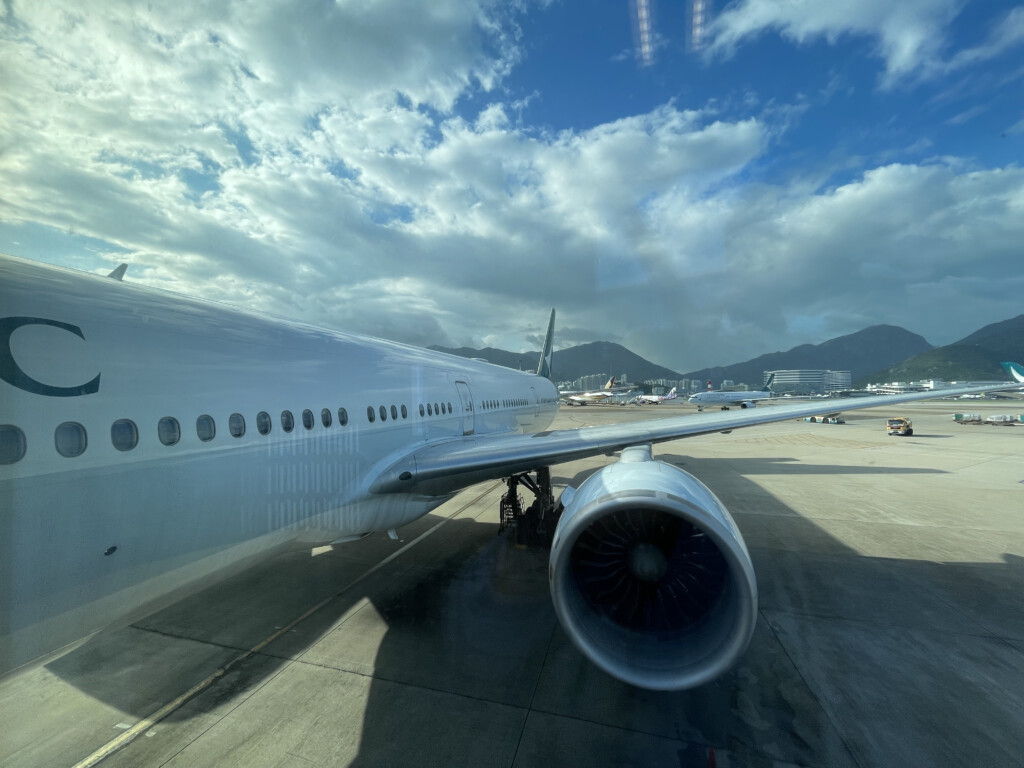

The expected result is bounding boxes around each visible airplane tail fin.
[764,373,775,392]
[1000,361,1024,383]
[536,309,555,379]
[667,387,676,398]
[605,376,616,390]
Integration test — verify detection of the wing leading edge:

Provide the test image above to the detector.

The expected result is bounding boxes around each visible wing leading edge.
[372,376,1023,496]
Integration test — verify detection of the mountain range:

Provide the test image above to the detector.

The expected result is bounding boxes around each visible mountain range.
[429,341,681,384]
[679,325,931,386]
[432,314,1024,388]
[855,314,1024,386]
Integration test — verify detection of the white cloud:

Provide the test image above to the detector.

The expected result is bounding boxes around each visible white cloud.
[2,0,1023,374]
[946,7,1024,71]
[706,0,966,86]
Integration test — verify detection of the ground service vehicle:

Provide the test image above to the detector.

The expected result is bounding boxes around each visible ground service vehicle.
[886,417,913,436]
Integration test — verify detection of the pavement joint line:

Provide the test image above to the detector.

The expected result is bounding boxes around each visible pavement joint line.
[70,480,502,768]
[760,607,1018,641]
[514,702,789,764]
[759,609,865,768]
[510,621,558,767]
[285,655,536,711]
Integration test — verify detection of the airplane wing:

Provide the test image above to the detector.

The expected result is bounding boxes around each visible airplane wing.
[371,379,1020,496]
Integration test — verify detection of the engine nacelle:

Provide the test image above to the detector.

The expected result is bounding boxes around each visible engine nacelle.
[549,445,757,690]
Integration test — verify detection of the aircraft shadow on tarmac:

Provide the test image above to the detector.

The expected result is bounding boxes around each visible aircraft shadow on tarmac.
[39,457,1024,768]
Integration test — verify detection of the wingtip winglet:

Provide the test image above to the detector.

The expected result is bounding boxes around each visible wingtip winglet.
[107,263,128,281]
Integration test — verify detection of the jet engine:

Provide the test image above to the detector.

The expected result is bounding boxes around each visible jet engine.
[549,445,757,690]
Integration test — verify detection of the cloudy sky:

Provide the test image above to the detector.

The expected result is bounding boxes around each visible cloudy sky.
[1,1,1022,372]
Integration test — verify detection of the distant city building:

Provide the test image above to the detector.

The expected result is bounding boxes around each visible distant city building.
[576,373,608,391]
[866,382,929,394]
[764,369,852,394]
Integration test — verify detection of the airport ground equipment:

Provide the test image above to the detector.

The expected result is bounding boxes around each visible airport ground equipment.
[886,417,914,436]
[952,413,1023,425]
[953,413,982,424]
[983,414,1020,425]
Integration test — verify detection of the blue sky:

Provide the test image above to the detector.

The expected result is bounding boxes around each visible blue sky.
[1,0,1022,373]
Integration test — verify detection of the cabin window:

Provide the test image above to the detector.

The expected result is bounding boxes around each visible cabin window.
[367,406,375,423]
[302,409,314,430]
[390,404,398,420]
[0,425,26,464]
[321,408,332,428]
[257,411,272,436]
[419,404,425,417]
[158,417,180,446]
[196,415,216,442]
[55,422,88,457]
[111,419,138,451]
[427,403,432,416]
[281,410,295,433]
[338,408,348,427]
[448,401,454,413]
[434,402,439,415]
[401,404,408,419]
[379,405,387,422]
[229,413,246,438]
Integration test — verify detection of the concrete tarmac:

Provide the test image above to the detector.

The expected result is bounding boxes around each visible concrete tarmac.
[2,400,1023,767]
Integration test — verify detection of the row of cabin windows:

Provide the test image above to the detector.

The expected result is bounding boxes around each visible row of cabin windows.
[366,401,454,423]
[0,395,472,465]
[482,398,528,409]
[0,406,352,464]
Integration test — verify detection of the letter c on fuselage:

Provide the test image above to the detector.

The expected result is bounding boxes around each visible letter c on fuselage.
[0,317,101,396]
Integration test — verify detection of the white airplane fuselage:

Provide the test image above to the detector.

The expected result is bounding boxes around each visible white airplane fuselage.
[688,390,772,408]
[0,255,559,673]
[637,388,676,405]
[566,391,614,405]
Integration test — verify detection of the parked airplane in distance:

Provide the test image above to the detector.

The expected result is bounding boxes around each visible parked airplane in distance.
[689,374,776,411]
[561,376,626,405]
[635,387,677,405]
[2,253,1022,691]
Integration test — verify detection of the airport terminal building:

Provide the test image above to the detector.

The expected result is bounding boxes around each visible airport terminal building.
[764,369,852,395]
